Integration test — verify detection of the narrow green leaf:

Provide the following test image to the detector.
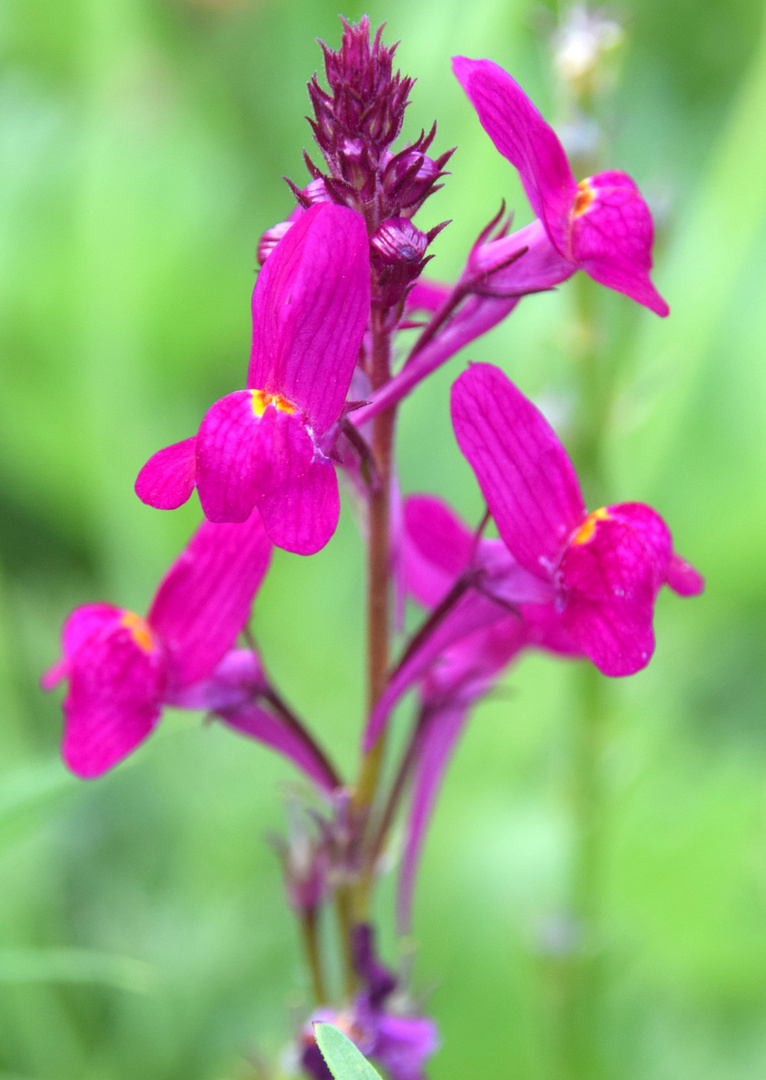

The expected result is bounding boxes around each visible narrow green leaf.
[313,1023,383,1080]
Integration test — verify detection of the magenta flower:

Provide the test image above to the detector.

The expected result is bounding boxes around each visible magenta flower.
[43,515,272,778]
[389,495,581,929]
[453,56,669,316]
[136,202,371,556]
[451,364,703,677]
[365,494,578,750]
[302,925,438,1080]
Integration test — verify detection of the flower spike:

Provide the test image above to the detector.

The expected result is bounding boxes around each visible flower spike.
[452,56,669,316]
[137,202,371,556]
[451,364,703,676]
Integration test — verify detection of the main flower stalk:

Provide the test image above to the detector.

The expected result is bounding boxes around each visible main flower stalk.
[354,307,396,915]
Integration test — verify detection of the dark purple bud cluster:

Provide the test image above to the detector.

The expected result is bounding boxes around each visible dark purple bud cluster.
[291,16,452,306]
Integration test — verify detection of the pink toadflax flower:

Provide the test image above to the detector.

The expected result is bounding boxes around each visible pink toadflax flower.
[365,494,578,750]
[135,202,371,556]
[43,515,273,779]
[452,56,669,316]
[386,495,581,929]
[451,364,703,677]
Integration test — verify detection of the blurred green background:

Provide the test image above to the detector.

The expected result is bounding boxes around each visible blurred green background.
[2,0,766,1076]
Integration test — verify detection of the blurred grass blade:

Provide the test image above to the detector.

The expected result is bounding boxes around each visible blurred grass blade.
[0,948,158,994]
[0,761,73,854]
[313,1023,383,1080]
[0,762,71,822]
[617,3,766,489]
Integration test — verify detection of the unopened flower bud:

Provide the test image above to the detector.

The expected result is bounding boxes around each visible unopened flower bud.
[383,149,443,213]
[371,218,428,267]
[371,218,430,307]
[303,177,332,204]
[257,220,293,265]
[387,149,438,186]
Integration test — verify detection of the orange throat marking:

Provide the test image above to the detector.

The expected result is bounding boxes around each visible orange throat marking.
[571,507,610,546]
[121,611,155,653]
[573,178,595,217]
[251,389,297,418]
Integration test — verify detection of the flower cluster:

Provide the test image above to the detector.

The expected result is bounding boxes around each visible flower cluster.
[45,17,703,1080]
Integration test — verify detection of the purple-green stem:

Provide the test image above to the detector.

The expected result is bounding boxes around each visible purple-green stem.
[301,907,327,1006]
[352,306,396,915]
[331,304,398,996]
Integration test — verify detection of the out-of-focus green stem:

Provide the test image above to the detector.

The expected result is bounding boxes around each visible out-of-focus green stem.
[571,272,606,505]
[300,908,327,1006]
[560,272,609,1080]
[334,883,358,1001]
[560,663,608,1080]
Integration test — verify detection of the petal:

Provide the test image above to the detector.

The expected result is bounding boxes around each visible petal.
[42,603,121,689]
[257,453,339,556]
[363,591,508,751]
[467,219,575,297]
[479,539,557,606]
[521,603,582,657]
[166,649,267,711]
[147,515,272,693]
[248,202,371,434]
[217,704,338,793]
[666,553,705,596]
[373,1012,440,1080]
[424,617,529,708]
[398,612,547,927]
[608,502,704,596]
[559,515,657,676]
[405,279,452,314]
[452,57,576,252]
[451,364,585,578]
[404,495,475,607]
[135,438,197,510]
[397,704,468,933]
[62,623,165,777]
[608,502,673,587]
[196,391,263,523]
[350,292,521,429]
[572,171,669,316]
[352,924,397,1005]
